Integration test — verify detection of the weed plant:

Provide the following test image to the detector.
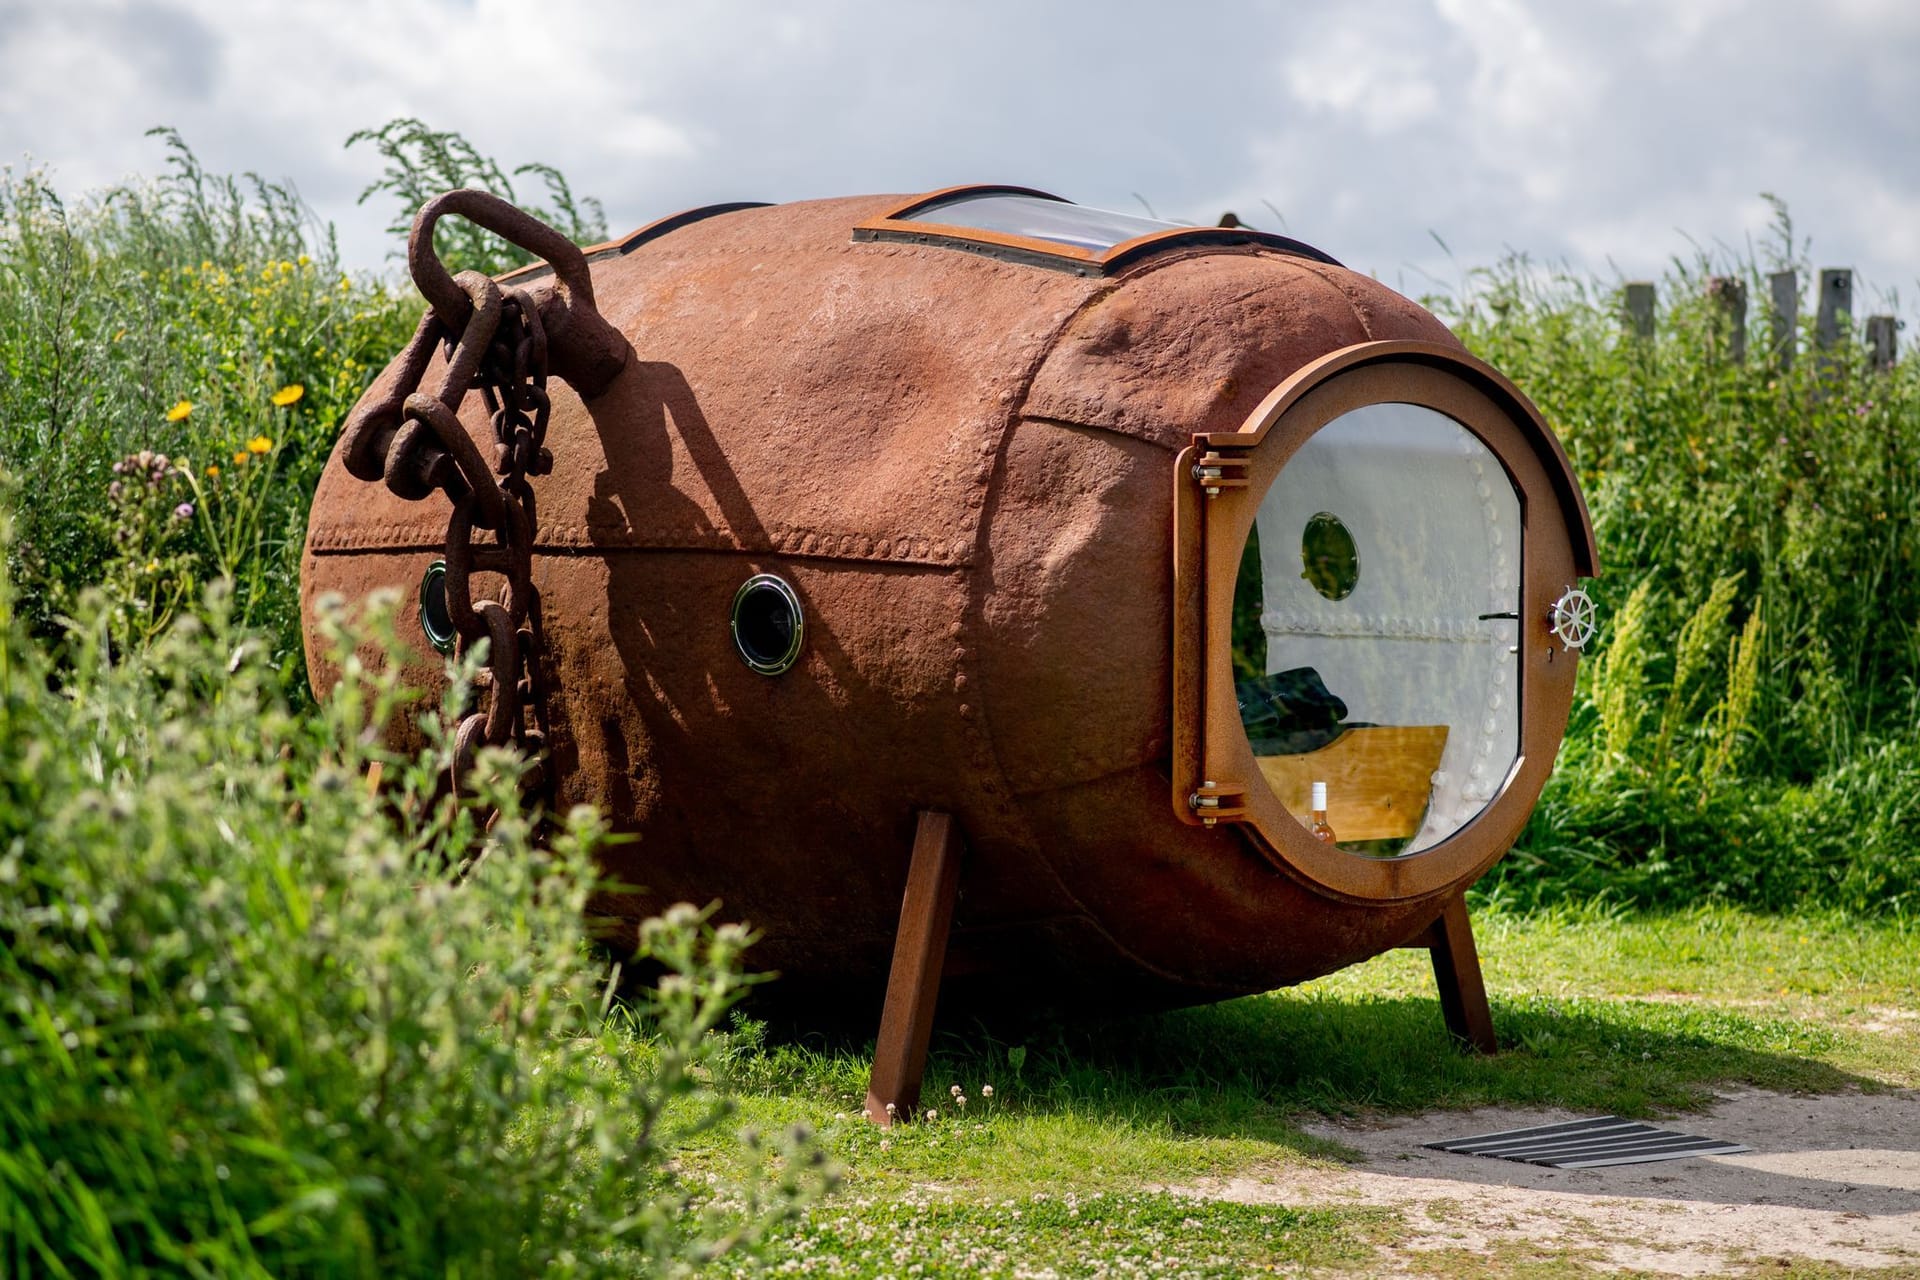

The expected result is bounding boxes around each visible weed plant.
[0,513,829,1274]
[0,130,418,680]
[347,118,609,277]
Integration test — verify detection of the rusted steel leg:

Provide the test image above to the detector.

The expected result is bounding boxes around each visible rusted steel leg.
[864,811,966,1126]
[1422,894,1498,1054]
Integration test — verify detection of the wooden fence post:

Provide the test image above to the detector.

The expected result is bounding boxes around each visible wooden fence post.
[1624,282,1656,341]
[1708,276,1747,364]
[1815,268,1852,387]
[1866,315,1898,373]
[1816,268,1852,349]
[1769,269,1798,370]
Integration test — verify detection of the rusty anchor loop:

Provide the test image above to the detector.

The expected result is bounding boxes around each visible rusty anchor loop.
[337,189,629,806]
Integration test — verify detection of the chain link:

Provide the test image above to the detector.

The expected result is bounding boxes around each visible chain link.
[339,189,626,809]
[341,247,565,806]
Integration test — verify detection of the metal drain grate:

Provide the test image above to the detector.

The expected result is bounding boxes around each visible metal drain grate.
[1424,1116,1752,1169]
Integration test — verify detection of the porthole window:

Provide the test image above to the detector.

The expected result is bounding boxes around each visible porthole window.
[731,574,805,675]
[1232,404,1520,857]
[419,559,457,655]
[1177,341,1598,903]
[1300,512,1359,601]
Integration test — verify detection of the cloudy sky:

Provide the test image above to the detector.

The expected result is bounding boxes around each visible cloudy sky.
[5,0,1919,315]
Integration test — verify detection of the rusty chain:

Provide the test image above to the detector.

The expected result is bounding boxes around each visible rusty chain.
[339,190,626,808]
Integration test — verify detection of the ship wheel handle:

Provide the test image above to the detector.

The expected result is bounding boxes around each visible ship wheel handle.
[1548,587,1597,650]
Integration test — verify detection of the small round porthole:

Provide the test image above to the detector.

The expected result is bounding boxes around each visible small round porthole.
[1300,511,1360,601]
[419,559,457,655]
[731,573,805,675]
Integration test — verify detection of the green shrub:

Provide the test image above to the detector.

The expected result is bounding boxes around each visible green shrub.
[0,522,829,1275]
[0,131,417,678]
[347,118,609,278]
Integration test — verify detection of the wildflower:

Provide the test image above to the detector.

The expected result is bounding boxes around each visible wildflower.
[144,559,159,573]
[247,435,273,454]
[166,399,193,422]
[925,1108,937,1122]
[173,502,194,521]
[271,383,304,407]
[981,1084,993,1098]
[108,481,123,502]
[950,1084,962,1098]
[956,1095,968,1109]
[206,465,220,479]
[884,1102,896,1118]
[233,451,248,464]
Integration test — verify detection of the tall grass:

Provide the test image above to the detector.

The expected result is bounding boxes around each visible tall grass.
[0,130,417,679]
[1438,229,1920,913]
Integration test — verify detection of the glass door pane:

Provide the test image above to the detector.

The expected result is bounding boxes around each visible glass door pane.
[1231,402,1521,855]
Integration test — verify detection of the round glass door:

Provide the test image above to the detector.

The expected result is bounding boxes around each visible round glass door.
[1231,402,1521,855]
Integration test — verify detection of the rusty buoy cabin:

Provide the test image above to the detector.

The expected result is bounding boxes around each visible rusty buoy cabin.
[304,185,1598,1121]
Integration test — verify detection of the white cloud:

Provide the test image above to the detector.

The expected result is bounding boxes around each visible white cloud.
[1282,17,1442,135]
[1,0,1917,315]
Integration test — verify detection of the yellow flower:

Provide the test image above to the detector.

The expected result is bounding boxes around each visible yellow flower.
[166,399,194,422]
[246,435,273,454]
[233,451,248,465]
[270,383,305,408]
[206,465,220,479]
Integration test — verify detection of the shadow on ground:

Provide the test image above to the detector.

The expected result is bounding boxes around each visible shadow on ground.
[737,988,1873,1148]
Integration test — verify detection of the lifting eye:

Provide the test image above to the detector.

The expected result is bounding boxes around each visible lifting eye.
[1300,512,1359,601]
[731,573,805,675]
[419,559,457,655]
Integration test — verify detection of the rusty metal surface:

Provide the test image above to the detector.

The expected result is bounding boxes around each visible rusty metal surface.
[303,190,1593,1013]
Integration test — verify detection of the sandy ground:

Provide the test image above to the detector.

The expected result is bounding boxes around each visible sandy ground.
[1176,1088,1920,1275]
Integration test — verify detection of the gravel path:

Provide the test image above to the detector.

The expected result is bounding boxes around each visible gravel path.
[1176,1088,1920,1274]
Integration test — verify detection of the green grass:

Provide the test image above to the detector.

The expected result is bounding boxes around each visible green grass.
[685,904,1915,1274]
[722,1192,1391,1278]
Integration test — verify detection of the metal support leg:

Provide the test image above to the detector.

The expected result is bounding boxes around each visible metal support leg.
[864,811,965,1125]
[1414,894,1498,1054]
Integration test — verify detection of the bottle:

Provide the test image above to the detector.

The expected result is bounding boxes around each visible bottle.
[1309,781,1336,843]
